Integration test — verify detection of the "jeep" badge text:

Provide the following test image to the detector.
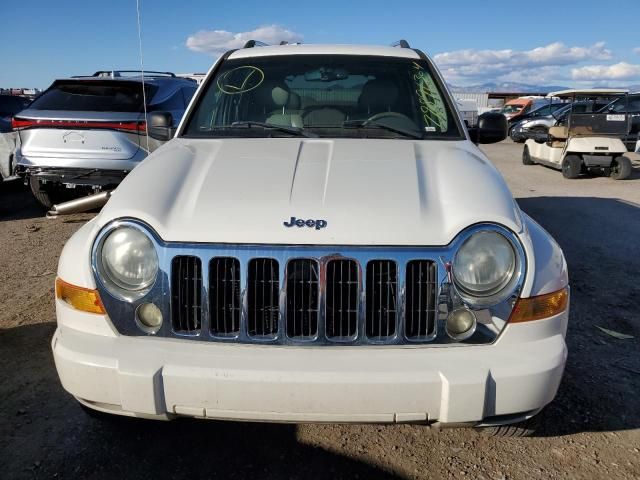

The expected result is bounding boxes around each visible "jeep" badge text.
[283,217,327,230]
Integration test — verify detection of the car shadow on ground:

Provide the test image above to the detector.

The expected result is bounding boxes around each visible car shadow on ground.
[0,322,405,479]
[517,196,640,437]
[526,156,640,181]
[0,180,47,222]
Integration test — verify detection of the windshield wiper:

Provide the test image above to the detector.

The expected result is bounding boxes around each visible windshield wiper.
[343,120,425,139]
[230,121,317,138]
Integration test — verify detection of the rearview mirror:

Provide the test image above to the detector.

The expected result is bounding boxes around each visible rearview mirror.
[148,111,175,141]
[469,112,508,144]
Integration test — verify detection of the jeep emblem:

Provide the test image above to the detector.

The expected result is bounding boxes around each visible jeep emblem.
[283,216,327,230]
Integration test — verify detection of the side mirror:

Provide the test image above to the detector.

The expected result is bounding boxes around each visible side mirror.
[148,111,175,141]
[469,112,508,144]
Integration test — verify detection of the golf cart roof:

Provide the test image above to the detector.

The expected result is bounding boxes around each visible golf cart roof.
[547,88,628,98]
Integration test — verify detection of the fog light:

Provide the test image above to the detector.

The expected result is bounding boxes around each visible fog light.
[446,308,477,341]
[136,303,163,333]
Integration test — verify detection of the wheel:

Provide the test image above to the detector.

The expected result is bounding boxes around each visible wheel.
[478,414,541,438]
[562,155,582,179]
[610,155,632,180]
[29,177,71,209]
[522,145,534,165]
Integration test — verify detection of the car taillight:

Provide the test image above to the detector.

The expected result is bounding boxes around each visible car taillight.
[11,117,146,133]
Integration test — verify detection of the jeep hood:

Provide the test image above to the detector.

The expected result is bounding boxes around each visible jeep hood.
[98,138,523,246]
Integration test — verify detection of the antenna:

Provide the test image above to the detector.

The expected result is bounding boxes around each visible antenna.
[136,0,151,153]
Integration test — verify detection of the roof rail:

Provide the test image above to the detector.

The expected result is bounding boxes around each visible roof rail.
[390,40,411,48]
[91,70,176,78]
[243,40,269,48]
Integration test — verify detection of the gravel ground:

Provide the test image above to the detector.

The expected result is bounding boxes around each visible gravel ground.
[0,141,639,480]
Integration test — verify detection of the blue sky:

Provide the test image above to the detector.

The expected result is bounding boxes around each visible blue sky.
[2,0,639,88]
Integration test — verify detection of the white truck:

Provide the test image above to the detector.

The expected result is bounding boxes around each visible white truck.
[52,41,569,437]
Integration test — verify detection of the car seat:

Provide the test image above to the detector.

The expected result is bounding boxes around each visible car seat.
[357,78,399,118]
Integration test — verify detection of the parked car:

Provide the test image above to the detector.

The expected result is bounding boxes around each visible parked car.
[52,41,569,437]
[0,95,30,182]
[0,94,30,133]
[500,98,534,120]
[510,100,610,142]
[598,92,640,151]
[507,102,566,134]
[13,71,197,208]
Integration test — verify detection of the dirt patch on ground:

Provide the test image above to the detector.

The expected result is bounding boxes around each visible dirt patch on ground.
[0,144,638,479]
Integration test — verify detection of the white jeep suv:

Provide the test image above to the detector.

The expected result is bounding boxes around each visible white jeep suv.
[52,41,569,436]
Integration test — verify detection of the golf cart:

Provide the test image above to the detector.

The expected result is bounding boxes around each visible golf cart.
[523,89,633,180]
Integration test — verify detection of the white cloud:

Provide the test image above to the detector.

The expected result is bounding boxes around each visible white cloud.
[186,25,303,55]
[634,47,640,55]
[497,66,565,85]
[433,42,612,84]
[435,42,611,68]
[571,62,640,81]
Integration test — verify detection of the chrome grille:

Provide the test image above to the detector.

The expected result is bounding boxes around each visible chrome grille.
[247,258,280,337]
[286,259,320,339]
[366,260,398,340]
[95,221,523,346]
[209,257,241,336]
[171,256,202,334]
[325,259,359,339]
[405,260,437,340]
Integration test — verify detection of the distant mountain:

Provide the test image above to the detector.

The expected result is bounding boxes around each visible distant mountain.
[449,82,640,94]
[449,82,569,94]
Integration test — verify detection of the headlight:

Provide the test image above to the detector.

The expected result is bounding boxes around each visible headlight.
[99,226,158,294]
[452,230,518,301]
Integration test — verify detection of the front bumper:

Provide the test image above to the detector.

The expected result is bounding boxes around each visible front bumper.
[52,301,568,425]
[15,148,147,186]
[16,165,130,187]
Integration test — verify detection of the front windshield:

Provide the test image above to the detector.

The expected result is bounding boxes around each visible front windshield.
[501,104,524,114]
[182,54,462,140]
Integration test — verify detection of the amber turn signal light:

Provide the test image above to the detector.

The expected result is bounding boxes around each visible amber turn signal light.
[509,287,568,323]
[55,278,106,315]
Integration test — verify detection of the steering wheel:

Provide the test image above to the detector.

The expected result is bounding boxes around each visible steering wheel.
[362,111,415,126]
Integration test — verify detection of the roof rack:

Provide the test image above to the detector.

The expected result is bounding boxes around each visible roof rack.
[243,40,269,48]
[91,70,176,78]
[390,40,411,48]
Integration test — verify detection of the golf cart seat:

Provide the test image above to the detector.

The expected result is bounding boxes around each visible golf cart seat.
[548,126,568,148]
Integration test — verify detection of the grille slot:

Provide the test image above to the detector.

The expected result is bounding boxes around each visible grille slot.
[405,260,437,339]
[209,257,241,336]
[366,260,398,339]
[247,258,280,337]
[171,256,202,334]
[325,259,359,339]
[286,259,320,339]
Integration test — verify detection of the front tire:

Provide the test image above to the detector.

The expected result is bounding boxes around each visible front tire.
[479,414,541,437]
[610,155,632,180]
[522,145,534,165]
[562,155,582,179]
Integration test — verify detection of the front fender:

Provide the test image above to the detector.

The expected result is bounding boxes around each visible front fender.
[522,213,568,297]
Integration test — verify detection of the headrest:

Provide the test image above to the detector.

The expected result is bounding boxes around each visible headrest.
[253,80,290,110]
[271,86,290,107]
[287,91,301,110]
[358,79,399,111]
